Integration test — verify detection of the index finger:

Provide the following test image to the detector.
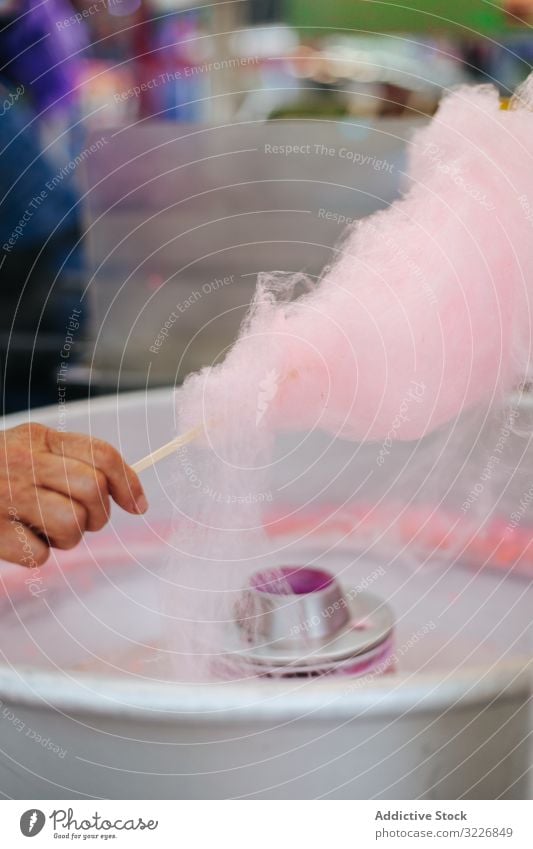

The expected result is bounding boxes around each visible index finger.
[46,430,148,516]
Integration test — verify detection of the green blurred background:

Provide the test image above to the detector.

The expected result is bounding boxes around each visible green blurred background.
[287,0,518,34]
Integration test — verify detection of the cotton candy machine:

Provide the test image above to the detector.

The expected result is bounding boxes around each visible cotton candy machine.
[229,566,396,679]
[0,389,531,799]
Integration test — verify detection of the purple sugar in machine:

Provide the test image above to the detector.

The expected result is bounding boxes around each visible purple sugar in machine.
[229,566,395,678]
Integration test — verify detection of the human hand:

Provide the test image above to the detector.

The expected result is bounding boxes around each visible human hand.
[0,424,148,567]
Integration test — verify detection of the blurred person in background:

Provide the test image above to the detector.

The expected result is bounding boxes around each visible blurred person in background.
[0,1,149,570]
[0,0,88,413]
[504,0,533,19]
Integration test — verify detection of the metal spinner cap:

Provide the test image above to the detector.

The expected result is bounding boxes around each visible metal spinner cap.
[229,565,395,676]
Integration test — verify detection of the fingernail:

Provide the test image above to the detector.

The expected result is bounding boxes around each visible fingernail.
[135,494,149,514]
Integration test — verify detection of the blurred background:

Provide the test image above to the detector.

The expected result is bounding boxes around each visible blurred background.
[1,0,533,417]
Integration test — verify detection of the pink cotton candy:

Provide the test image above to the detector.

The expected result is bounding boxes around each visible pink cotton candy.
[168,77,533,682]
[251,82,533,441]
[177,79,533,446]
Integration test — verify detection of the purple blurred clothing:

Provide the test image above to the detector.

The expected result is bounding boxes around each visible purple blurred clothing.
[0,0,88,112]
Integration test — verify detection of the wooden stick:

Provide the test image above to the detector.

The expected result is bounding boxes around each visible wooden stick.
[132,425,204,474]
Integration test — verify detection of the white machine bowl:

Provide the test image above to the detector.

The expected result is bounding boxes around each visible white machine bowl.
[0,389,530,799]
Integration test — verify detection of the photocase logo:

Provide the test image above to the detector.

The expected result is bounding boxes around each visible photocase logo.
[256,369,279,426]
[20,809,46,837]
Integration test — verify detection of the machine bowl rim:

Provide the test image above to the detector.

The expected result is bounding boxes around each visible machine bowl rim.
[0,658,529,724]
